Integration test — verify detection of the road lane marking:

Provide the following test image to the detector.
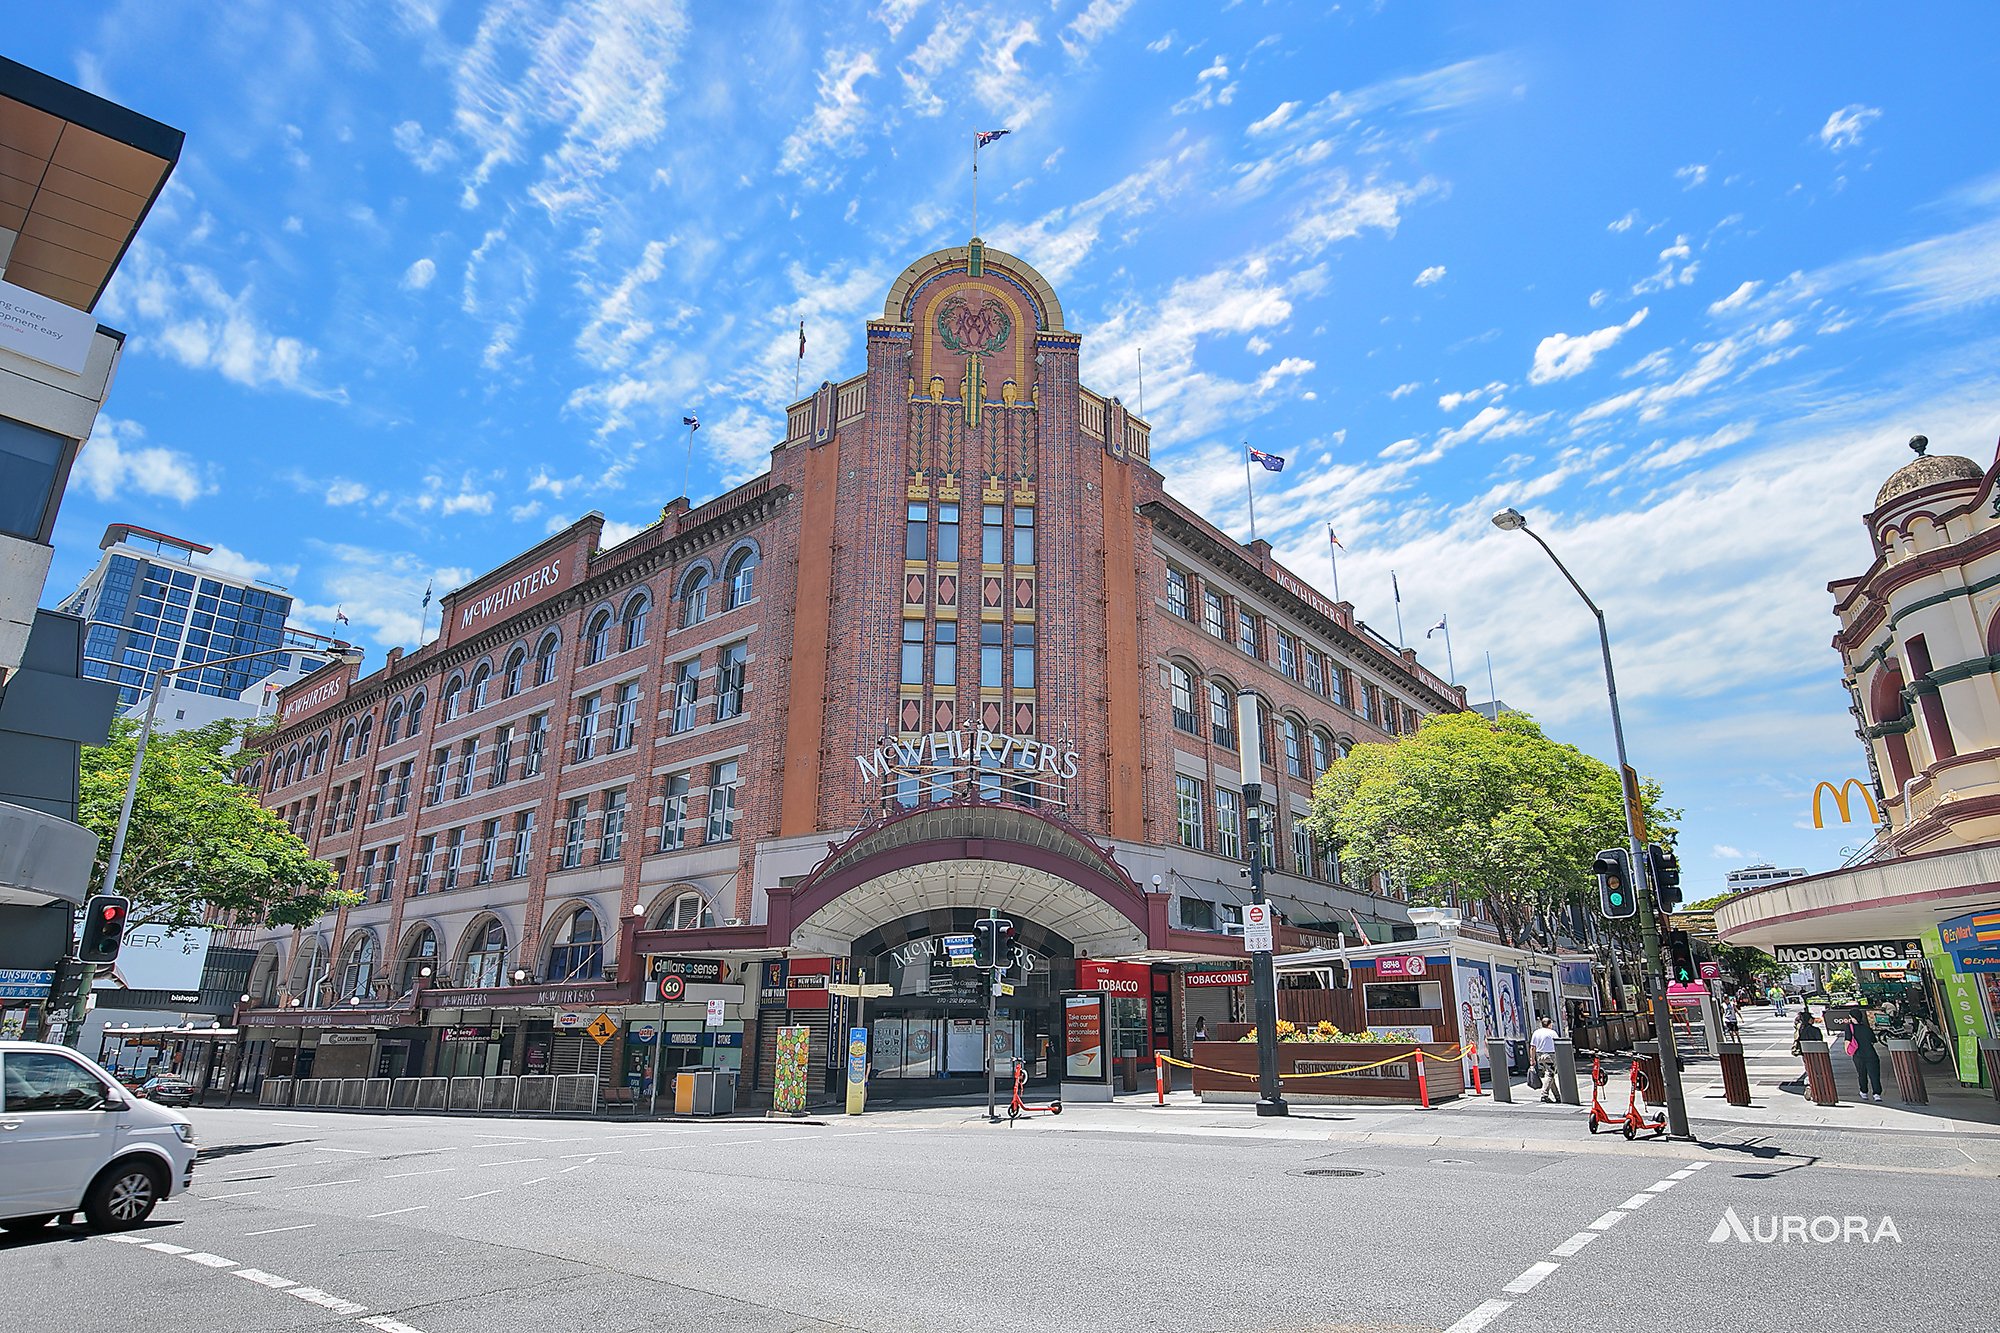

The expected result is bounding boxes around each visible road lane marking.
[520,1177,550,1186]
[1587,1211,1627,1231]
[234,1269,295,1289]
[1504,1262,1560,1294]
[245,1225,317,1236]
[385,1168,456,1180]
[361,1316,430,1333]
[282,1178,362,1191]
[1550,1232,1597,1258]
[205,1190,264,1200]
[288,1286,367,1315]
[366,1206,430,1219]
[182,1252,237,1268]
[1644,1181,1676,1193]
[1684,1161,1710,1171]
[1445,1299,1513,1333]
[476,1158,545,1166]
[310,1146,372,1154]
[1669,1168,1697,1179]
[101,1234,148,1243]
[143,1242,192,1254]
[1617,1193,1653,1210]
[458,1188,505,1201]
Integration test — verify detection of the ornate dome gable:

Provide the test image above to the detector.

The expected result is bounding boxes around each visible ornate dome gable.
[1874,434,1982,509]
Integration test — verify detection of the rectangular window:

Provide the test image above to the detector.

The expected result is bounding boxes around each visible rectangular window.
[445,827,466,886]
[1203,590,1227,639]
[1304,648,1324,695]
[1237,609,1258,658]
[937,503,959,563]
[379,844,398,902]
[716,643,747,719]
[1166,567,1190,619]
[394,761,412,815]
[492,725,513,787]
[455,738,477,797]
[510,812,535,879]
[359,849,377,899]
[1210,683,1234,749]
[981,623,1003,688]
[562,797,588,869]
[935,621,957,686]
[1360,683,1377,725]
[369,769,389,821]
[1277,632,1298,681]
[1293,824,1315,880]
[1169,666,1197,733]
[1175,774,1205,850]
[1285,723,1307,779]
[524,713,548,777]
[613,681,639,750]
[982,504,1004,564]
[601,788,628,862]
[428,748,449,804]
[418,835,438,893]
[1215,790,1241,860]
[660,772,692,851]
[1012,623,1035,688]
[478,819,499,884]
[706,759,739,842]
[1179,896,1217,931]
[906,502,929,561]
[671,660,700,732]
[1012,505,1035,565]
[577,694,601,760]
[1330,664,1349,710]
[900,619,925,686]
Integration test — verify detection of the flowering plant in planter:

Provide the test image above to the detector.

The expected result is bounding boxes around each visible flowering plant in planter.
[1239,1020,1391,1044]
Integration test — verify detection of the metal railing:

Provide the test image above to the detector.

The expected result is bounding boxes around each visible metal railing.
[256,1072,608,1116]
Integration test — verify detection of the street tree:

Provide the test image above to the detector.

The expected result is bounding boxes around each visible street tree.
[1685,891,1786,987]
[1306,710,1679,948]
[77,718,356,932]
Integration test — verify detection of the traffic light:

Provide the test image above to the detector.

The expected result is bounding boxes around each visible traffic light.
[1666,930,1697,986]
[79,894,131,964]
[1647,842,1683,915]
[46,958,85,1009]
[996,919,1019,971]
[972,918,997,969]
[1593,849,1635,919]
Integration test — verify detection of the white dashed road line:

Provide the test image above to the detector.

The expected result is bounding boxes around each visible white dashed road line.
[245,1224,316,1236]
[458,1188,505,1201]
[184,1252,237,1267]
[362,1318,429,1333]
[143,1242,192,1254]
[1549,1232,1597,1258]
[1616,1193,1653,1210]
[234,1268,295,1289]
[1445,1298,1514,1333]
[104,1234,432,1333]
[1502,1262,1560,1295]
[283,1178,363,1191]
[385,1168,456,1180]
[366,1206,429,1219]
[1586,1210,1627,1231]
[205,1190,263,1200]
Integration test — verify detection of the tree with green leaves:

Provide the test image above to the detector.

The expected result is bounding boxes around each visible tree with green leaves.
[1306,710,1679,948]
[78,718,356,932]
[1684,891,1785,988]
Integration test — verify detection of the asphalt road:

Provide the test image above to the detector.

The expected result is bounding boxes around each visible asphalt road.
[1,1091,1991,1333]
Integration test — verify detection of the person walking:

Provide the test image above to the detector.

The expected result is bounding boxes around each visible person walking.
[1843,1006,1884,1102]
[1768,983,1787,1017]
[1529,1015,1560,1102]
[1722,996,1741,1042]
[1781,1007,1823,1091]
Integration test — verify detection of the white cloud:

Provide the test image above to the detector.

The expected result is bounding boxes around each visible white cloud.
[70,417,206,503]
[391,119,456,173]
[1253,357,1315,394]
[1819,104,1881,152]
[1713,845,1743,860]
[1389,381,1422,399]
[1675,163,1709,189]
[872,0,926,39]
[597,517,649,548]
[972,20,1046,124]
[1414,264,1447,287]
[1061,0,1135,61]
[509,501,543,522]
[202,543,290,584]
[1172,56,1237,114]
[297,542,474,650]
[1438,381,1507,412]
[1707,280,1760,316]
[780,51,880,177]
[400,257,436,291]
[1146,30,1176,54]
[441,489,495,516]
[1529,308,1649,385]
[900,19,970,116]
[1247,101,1299,136]
[1608,210,1638,233]
[325,479,372,506]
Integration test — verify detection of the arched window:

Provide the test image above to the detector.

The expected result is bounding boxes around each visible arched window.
[285,935,326,1002]
[315,733,331,774]
[470,663,492,711]
[545,907,604,981]
[247,945,281,1005]
[726,547,759,608]
[408,689,427,733]
[680,566,711,628]
[503,647,527,698]
[397,926,438,993]
[585,610,614,665]
[662,892,715,931]
[1207,680,1235,748]
[535,633,561,686]
[385,699,406,745]
[441,674,464,721]
[339,933,377,999]
[621,592,650,651]
[338,723,357,765]
[1284,718,1307,779]
[1310,730,1332,776]
[1168,663,1197,733]
[461,918,508,989]
[357,713,374,756]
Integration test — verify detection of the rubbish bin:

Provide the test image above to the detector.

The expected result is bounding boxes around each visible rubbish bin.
[1118,1050,1140,1093]
[1885,1040,1928,1104]
[672,1068,736,1116]
[1799,1040,1839,1106]
[1717,1042,1752,1106]
[1632,1041,1666,1107]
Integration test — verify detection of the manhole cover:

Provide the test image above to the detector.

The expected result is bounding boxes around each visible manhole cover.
[1430,1157,1473,1165]
[1290,1167,1381,1179]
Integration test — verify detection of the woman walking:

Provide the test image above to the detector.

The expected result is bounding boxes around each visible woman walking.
[1844,1006,1884,1102]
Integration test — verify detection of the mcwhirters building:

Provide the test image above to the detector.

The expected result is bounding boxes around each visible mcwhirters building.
[235,241,1463,1102]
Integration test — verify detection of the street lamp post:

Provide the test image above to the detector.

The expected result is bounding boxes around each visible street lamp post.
[1234,693,1287,1117]
[1490,508,1690,1139]
[63,641,365,1047]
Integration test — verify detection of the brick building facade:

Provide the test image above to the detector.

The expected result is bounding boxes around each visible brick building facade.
[235,240,1463,1101]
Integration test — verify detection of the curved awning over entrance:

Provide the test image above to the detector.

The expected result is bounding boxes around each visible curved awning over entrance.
[771,803,1149,958]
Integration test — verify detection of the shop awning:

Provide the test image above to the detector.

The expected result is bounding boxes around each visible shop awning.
[1714,841,2000,950]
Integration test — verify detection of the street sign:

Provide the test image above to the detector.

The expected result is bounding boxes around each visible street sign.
[0,969,54,1001]
[828,982,893,998]
[1243,904,1274,954]
[655,974,686,1003]
[705,998,726,1027]
[1698,961,1722,980]
[587,1013,618,1045]
[555,1011,589,1031]
[1000,982,1015,996]
[943,933,977,967]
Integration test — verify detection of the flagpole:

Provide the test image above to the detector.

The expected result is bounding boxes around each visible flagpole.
[1391,571,1405,647]
[1443,619,1456,685]
[1486,650,1497,707]
[1244,443,1258,544]
[681,419,696,503]
[793,316,803,400]
[1327,525,1341,603]
[972,132,979,238]
[1136,347,1145,419]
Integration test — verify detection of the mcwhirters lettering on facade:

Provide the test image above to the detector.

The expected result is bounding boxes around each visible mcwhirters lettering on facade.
[459,558,563,630]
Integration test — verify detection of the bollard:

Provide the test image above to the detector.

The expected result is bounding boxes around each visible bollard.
[1154,1053,1166,1106]
[1799,1040,1839,1106]
[1415,1048,1430,1108]
[1632,1041,1667,1107]
[1552,1039,1580,1106]
[1469,1051,1484,1096]
[1982,1040,2000,1103]
[1885,1040,1928,1104]
[1486,1038,1512,1103]
[1717,1041,1752,1106]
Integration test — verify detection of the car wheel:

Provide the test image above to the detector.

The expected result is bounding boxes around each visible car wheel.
[1,1214,57,1234]
[84,1160,164,1231]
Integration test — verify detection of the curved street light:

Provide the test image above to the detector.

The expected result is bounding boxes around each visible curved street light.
[1489,507,1690,1140]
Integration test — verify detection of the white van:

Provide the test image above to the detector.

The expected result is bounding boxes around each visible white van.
[0,1040,196,1233]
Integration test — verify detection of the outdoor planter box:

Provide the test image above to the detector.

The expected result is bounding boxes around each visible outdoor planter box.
[1190,1040,1464,1105]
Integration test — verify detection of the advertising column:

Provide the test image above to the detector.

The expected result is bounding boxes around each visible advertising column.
[1060,991,1111,1103]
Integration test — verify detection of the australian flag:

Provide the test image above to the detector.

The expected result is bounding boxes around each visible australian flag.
[1248,447,1286,472]
[682,415,700,431]
[975,129,1012,148]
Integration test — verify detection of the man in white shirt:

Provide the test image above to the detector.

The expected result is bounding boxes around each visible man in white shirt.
[1530,1016,1560,1103]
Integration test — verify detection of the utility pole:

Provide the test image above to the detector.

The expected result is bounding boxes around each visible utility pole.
[1236,695,1287,1116]
[984,907,1001,1122]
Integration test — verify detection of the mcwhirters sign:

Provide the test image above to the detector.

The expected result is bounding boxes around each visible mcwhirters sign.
[855,724,1079,784]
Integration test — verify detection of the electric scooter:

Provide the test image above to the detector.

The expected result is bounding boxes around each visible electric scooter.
[1584,1054,1621,1133]
[1007,1059,1062,1123]
[1620,1057,1668,1140]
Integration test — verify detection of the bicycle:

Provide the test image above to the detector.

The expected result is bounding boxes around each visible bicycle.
[1007,1059,1062,1123]
[1881,1015,1952,1066]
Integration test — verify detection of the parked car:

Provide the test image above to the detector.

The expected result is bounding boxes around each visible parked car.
[0,1041,196,1233]
[135,1076,194,1107]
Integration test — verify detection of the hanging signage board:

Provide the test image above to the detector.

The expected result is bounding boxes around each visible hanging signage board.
[1374,956,1427,979]
[1184,967,1251,989]
[943,934,977,967]
[1243,904,1274,954]
[648,956,728,984]
[555,1011,589,1031]
[0,969,54,1001]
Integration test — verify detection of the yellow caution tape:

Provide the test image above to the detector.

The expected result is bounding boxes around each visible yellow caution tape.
[1157,1043,1475,1081]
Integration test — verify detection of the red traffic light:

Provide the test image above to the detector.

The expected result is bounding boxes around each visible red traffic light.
[79,894,132,964]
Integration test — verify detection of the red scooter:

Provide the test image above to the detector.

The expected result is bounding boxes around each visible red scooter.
[1583,1054,1666,1139]
[1007,1059,1062,1123]
[1584,1054,1620,1133]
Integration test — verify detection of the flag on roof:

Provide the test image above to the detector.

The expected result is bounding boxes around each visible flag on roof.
[334,606,349,626]
[1247,447,1286,472]
[975,129,1011,148]
[682,415,700,430]
[798,320,806,360]
[1426,615,1447,639]
[1327,525,1344,550]
[421,580,432,610]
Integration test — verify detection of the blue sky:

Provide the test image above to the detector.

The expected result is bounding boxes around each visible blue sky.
[19,3,2000,896]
